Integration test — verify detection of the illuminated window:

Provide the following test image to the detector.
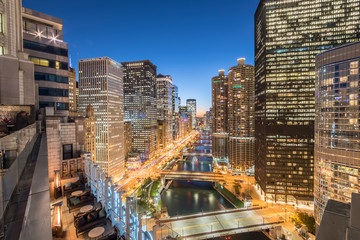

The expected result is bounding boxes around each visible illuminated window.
[29,56,49,67]
[55,61,60,69]
[350,68,358,75]
[350,61,358,69]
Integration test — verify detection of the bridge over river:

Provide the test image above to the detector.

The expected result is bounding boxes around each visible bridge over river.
[160,170,224,182]
[154,206,285,239]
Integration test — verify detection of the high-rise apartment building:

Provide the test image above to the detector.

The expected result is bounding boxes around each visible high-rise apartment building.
[68,67,77,112]
[156,74,173,150]
[212,70,229,161]
[228,59,255,172]
[122,60,157,161]
[255,0,360,204]
[212,70,228,133]
[186,99,197,128]
[78,57,125,180]
[22,8,69,112]
[315,42,360,225]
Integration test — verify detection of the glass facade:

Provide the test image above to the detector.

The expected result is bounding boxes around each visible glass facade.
[122,60,157,161]
[255,0,360,204]
[186,99,196,128]
[156,74,173,150]
[315,42,360,225]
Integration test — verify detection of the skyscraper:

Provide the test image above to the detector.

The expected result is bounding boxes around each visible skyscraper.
[255,0,360,204]
[156,74,173,150]
[122,60,157,161]
[315,42,360,225]
[22,8,69,111]
[78,57,125,180]
[186,99,197,128]
[172,84,180,141]
[228,59,255,172]
[212,70,229,161]
[68,67,77,112]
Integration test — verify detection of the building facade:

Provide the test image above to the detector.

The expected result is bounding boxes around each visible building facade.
[315,42,360,225]
[212,70,229,160]
[68,67,77,112]
[122,60,157,161]
[85,105,96,163]
[186,99,197,128]
[78,57,125,180]
[22,8,69,112]
[156,74,173,150]
[255,0,360,204]
[228,59,255,172]
[0,0,35,108]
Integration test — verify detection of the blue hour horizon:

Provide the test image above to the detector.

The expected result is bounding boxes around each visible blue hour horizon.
[22,0,260,115]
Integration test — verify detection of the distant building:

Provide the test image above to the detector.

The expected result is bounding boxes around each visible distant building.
[85,105,96,163]
[68,67,77,112]
[122,60,157,161]
[228,59,254,173]
[124,121,132,160]
[78,57,125,180]
[255,0,360,205]
[186,99,196,128]
[76,81,79,112]
[315,42,360,225]
[172,84,180,141]
[23,8,69,112]
[156,74,173,150]
[212,70,229,161]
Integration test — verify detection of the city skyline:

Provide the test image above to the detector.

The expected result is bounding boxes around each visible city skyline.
[22,0,260,116]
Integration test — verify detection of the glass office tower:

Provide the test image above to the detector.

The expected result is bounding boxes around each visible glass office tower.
[255,0,360,204]
[315,42,360,225]
[122,60,157,161]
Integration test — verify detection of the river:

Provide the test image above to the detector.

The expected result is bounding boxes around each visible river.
[161,134,235,217]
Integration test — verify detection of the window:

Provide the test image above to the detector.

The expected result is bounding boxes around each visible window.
[63,144,73,160]
[0,46,3,55]
[28,56,68,69]
[0,13,2,33]
[23,40,68,57]
[29,56,49,67]
[56,102,69,110]
[38,87,68,97]
[35,72,68,84]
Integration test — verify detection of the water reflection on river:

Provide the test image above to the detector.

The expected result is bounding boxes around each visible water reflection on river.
[161,180,234,217]
[173,156,213,172]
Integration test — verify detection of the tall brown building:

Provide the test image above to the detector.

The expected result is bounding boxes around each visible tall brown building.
[227,59,255,172]
[68,67,77,112]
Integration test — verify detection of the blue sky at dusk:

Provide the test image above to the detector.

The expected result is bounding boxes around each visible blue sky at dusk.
[23,0,260,116]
